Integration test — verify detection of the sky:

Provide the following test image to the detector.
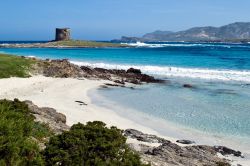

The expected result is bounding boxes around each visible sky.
[1,0,250,41]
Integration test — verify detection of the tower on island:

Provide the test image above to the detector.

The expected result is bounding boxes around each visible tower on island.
[55,28,71,41]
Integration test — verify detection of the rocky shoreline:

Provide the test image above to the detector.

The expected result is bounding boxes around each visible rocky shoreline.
[125,129,244,166]
[32,58,164,85]
[26,101,240,166]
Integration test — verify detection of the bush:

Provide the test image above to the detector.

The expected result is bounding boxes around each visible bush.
[44,121,147,166]
[0,99,51,166]
[0,99,147,166]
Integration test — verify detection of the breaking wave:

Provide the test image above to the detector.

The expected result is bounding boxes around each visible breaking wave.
[123,42,250,48]
[71,61,250,83]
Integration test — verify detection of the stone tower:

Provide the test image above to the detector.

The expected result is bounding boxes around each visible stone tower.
[55,28,71,41]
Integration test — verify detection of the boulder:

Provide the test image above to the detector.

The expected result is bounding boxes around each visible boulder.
[114,80,125,85]
[127,68,142,74]
[24,100,69,134]
[176,139,195,144]
[183,84,194,88]
[214,146,243,157]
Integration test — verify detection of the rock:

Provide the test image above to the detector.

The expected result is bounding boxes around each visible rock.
[75,101,87,106]
[24,100,70,134]
[38,59,84,78]
[105,83,120,87]
[94,67,110,73]
[183,84,194,88]
[127,79,141,84]
[99,85,109,89]
[124,129,167,144]
[114,80,125,85]
[140,74,160,83]
[176,139,195,144]
[125,129,230,166]
[127,68,142,74]
[34,59,164,84]
[214,146,243,157]
[80,66,93,74]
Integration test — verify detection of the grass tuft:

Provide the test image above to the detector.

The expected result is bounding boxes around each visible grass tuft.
[0,54,35,78]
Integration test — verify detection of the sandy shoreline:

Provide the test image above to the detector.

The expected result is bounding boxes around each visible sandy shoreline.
[0,76,249,165]
[0,76,161,134]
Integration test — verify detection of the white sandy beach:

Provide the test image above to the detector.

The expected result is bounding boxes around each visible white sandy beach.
[0,76,249,166]
[0,76,160,134]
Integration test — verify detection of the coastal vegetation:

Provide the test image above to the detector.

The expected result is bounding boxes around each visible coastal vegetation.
[0,99,146,166]
[0,53,35,78]
[44,121,146,166]
[49,40,127,47]
[0,40,128,48]
[0,99,51,165]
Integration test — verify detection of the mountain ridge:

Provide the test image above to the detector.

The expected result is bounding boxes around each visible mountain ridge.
[112,22,250,42]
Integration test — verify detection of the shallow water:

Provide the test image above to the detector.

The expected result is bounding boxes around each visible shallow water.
[92,78,250,139]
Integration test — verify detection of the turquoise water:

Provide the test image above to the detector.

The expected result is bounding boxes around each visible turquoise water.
[1,43,250,70]
[1,42,250,145]
[93,78,250,140]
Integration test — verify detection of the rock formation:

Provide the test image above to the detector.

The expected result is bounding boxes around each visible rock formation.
[124,129,234,166]
[34,59,164,84]
[25,100,70,134]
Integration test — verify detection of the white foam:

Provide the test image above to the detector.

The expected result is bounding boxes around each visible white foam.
[71,61,250,83]
[0,44,11,46]
[25,55,36,58]
[123,42,248,48]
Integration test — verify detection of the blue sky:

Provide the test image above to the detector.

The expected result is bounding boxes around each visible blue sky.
[1,0,250,40]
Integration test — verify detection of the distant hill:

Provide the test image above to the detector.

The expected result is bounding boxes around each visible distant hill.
[112,22,250,42]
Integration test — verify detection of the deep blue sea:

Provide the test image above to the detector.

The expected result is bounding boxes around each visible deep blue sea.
[1,42,250,150]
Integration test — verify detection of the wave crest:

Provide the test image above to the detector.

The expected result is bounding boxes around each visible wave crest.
[71,61,250,83]
[123,42,250,48]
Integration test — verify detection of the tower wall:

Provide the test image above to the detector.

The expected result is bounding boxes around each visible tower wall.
[55,28,71,41]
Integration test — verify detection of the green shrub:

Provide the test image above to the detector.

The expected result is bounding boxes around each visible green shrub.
[44,121,147,166]
[0,99,51,166]
[0,99,147,166]
[216,161,231,166]
[0,54,35,78]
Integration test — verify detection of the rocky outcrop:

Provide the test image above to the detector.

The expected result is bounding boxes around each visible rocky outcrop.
[214,146,243,157]
[183,84,195,88]
[83,66,163,84]
[176,140,195,145]
[124,129,166,143]
[125,129,232,166]
[35,59,164,84]
[25,100,70,134]
[35,59,84,78]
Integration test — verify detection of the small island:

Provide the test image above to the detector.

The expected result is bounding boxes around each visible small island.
[0,28,128,48]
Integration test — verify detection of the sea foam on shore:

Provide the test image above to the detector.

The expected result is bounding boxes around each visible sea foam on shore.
[71,61,250,83]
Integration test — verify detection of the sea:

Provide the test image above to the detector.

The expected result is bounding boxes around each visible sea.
[1,41,250,152]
